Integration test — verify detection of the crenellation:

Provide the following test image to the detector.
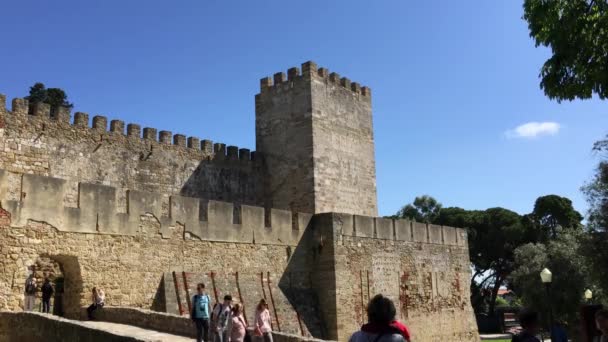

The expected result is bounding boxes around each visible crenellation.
[317,67,329,78]
[227,146,238,160]
[287,67,300,80]
[11,98,28,115]
[0,170,302,245]
[361,86,371,96]
[92,115,107,131]
[329,72,341,83]
[0,62,476,342]
[273,72,287,85]
[32,102,51,117]
[173,134,186,147]
[239,148,250,161]
[301,61,317,76]
[340,77,351,89]
[127,123,141,138]
[213,143,226,159]
[159,130,172,144]
[73,112,89,126]
[187,136,200,149]
[110,119,125,134]
[260,77,273,90]
[143,127,157,140]
[55,106,70,123]
[201,139,213,154]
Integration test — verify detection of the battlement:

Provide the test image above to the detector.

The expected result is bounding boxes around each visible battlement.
[328,213,467,247]
[0,169,307,246]
[0,94,257,162]
[258,61,371,97]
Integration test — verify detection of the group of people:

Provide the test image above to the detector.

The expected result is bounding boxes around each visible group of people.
[190,283,273,342]
[511,308,608,342]
[23,275,55,313]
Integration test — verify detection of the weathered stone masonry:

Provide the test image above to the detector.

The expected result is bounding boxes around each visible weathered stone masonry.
[0,61,479,341]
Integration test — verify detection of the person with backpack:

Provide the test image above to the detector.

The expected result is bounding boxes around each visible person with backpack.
[41,278,54,313]
[254,299,274,342]
[211,294,233,342]
[349,294,410,342]
[191,283,212,342]
[229,303,250,342]
[23,275,37,312]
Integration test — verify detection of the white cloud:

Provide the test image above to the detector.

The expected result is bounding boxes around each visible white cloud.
[505,122,560,139]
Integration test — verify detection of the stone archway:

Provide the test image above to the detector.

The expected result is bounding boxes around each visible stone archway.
[36,254,83,319]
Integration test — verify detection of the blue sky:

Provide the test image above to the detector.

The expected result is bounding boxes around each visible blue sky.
[0,1,606,217]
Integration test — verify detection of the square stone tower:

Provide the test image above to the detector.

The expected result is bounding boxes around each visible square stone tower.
[255,61,378,216]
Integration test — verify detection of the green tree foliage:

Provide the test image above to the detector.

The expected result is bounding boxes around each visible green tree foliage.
[511,231,590,327]
[582,135,608,292]
[523,0,608,101]
[25,83,74,114]
[531,195,583,240]
[395,195,442,223]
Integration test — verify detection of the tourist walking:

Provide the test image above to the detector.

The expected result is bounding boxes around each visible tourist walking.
[254,299,273,342]
[511,310,540,342]
[229,303,249,342]
[41,278,54,313]
[191,283,211,342]
[86,287,105,320]
[23,275,37,312]
[211,294,233,342]
[596,309,608,342]
[348,294,410,342]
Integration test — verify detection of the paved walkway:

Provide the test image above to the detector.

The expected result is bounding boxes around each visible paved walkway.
[82,321,193,341]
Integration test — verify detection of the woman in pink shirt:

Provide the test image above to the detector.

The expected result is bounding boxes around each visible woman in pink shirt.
[254,299,273,342]
[230,303,247,342]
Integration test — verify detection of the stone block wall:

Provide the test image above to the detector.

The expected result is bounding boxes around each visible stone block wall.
[0,94,261,210]
[255,62,377,216]
[0,312,143,341]
[309,213,479,341]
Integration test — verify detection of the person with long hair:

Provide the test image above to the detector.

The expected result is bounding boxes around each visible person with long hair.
[86,287,105,320]
[254,299,273,342]
[230,303,249,342]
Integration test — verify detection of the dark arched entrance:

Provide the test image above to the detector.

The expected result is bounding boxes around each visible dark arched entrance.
[35,254,83,319]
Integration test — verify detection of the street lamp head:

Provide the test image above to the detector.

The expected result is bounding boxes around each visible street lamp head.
[585,289,593,300]
[540,268,552,283]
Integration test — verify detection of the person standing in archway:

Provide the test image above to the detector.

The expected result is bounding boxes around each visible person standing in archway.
[24,275,37,312]
[41,278,54,313]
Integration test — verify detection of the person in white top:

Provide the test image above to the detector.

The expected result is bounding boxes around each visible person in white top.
[86,287,105,320]
[254,298,273,342]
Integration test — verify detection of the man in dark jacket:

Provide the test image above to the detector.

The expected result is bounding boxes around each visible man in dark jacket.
[41,278,54,313]
[512,310,541,342]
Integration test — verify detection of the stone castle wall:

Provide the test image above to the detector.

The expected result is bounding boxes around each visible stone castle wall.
[0,61,479,341]
[0,170,478,341]
[309,213,478,341]
[0,95,261,210]
[256,62,377,216]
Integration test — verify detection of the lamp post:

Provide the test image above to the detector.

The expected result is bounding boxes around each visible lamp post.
[540,268,554,341]
[584,289,592,302]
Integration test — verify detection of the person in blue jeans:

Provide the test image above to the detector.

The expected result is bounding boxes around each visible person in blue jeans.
[191,283,212,342]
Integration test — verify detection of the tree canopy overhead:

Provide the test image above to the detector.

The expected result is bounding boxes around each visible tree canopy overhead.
[25,82,74,112]
[523,0,608,101]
